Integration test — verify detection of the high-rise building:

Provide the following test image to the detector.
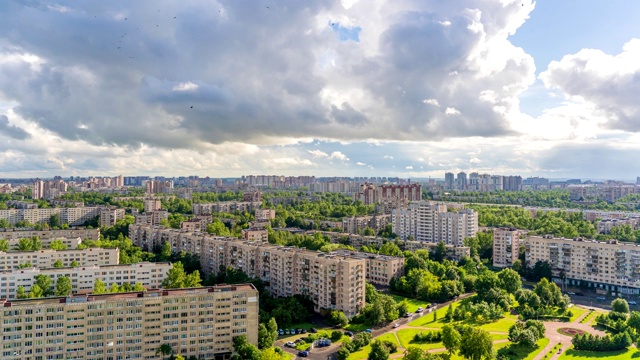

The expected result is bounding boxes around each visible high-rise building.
[392,201,477,245]
[99,207,125,227]
[444,172,455,190]
[456,172,467,191]
[0,248,119,271]
[492,228,520,268]
[0,284,259,360]
[130,225,366,316]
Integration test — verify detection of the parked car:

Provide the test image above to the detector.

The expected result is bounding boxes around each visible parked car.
[298,351,309,357]
[279,329,284,335]
[285,329,290,335]
[310,327,318,333]
[364,329,372,333]
[296,328,302,334]
[302,329,307,334]
[285,342,296,348]
[596,296,606,301]
[629,300,638,305]
[416,307,423,313]
[405,312,411,318]
[393,323,399,328]
[566,291,576,295]
[345,331,353,336]
[575,292,585,296]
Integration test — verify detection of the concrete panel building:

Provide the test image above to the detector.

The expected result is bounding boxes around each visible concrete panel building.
[392,201,477,245]
[0,248,119,271]
[493,228,521,268]
[0,284,259,360]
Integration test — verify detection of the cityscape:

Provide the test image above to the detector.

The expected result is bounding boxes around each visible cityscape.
[1,1,639,360]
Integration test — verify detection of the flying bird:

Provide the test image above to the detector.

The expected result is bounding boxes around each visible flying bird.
[124,17,127,20]
[190,106,194,109]
[173,16,176,19]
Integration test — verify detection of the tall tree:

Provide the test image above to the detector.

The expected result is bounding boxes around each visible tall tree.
[498,268,522,294]
[93,279,107,294]
[156,344,173,360]
[0,239,9,252]
[163,262,187,289]
[28,284,44,298]
[442,324,461,355]
[49,239,67,250]
[368,340,390,360]
[34,274,53,296]
[184,270,202,288]
[53,259,64,268]
[612,298,630,313]
[160,241,172,261]
[55,276,72,296]
[459,328,493,360]
[16,285,27,299]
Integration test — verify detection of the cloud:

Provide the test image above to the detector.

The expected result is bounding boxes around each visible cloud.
[405,166,413,170]
[308,149,329,157]
[329,151,349,161]
[445,107,461,116]
[0,115,31,140]
[383,155,393,160]
[356,161,366,166]
[172,81,199,92]
[540,39,640,132]
[422,98,440,106]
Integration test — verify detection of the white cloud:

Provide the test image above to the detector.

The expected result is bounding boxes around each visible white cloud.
[172,82,199,92]
[308,149,329,157]
[356,161,366,166]
[422,98,440,106]
[329,151,349,161]
[470,157,481,163]
[405,166,413,170]
[445,107,461,116]
[383,155,393,160]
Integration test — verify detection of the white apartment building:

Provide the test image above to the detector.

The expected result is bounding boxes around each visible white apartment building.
[525,235,640,294]
[130,225,365,316]
[0,228,100,241]
[392,201,477,245]
[597,217,640,234]
[192,201,262,215]
[0,207,103,226]
[0,284,259,360]
[0,262,171,299]
[0,248,119,270]
[493,228,521,268]
[134,210,170,226]
[100,207,125,227]
[331,250,404,286]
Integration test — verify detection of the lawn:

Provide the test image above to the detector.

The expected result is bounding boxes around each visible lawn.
[568,306,588,322]
[408,302,463,328]
[346,333,402,360]
[559,347,640,360]
[276,322,323,339]
[345,323,371,332]
[497,338,550,360]
[390,294,432,313]
[478,314,519,333]
[590,311,609,326]
[396,329,444,350]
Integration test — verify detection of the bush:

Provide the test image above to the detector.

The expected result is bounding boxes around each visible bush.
[331,330,343,341]
[572,332,632,351]
[413,330,442,343]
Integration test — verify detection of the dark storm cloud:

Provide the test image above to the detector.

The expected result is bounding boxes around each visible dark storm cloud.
[0,115,31,139]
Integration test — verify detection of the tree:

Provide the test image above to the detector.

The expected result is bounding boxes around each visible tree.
[30,236,42,250]
[133,282,146,291]
[16,238,34,251]
[432,241,447,262]
[442,324,461,355]
[403,347,429,360]
[49,214,61,228]
[34,274,53,296]
[512,259,523,274]
[18,262,33,269]
[55,276,72,296]
[267,318,278,346]
[258,323,271,350]
[0,239,9,252]
[156,344,173,360]
[53,259,64,268]
[368,339,390,360]
[16,285,27,299]
[160,241,172,261]
[459,328,493,360]
[94,279,107,294]
[184,270,202,288]
[498,268,521,294]
[475,271,501,301]
[612,298,630,313]
[207,219,232,236]
[70,260,79,267]
[337,346,351,360]
[163,262,187,288]
[531,261,552,281]
[49,239,67,250]
[28,284,44,298]
[378,242,402,257]
[260,348,286,360]
[109,283,121,293]
[331,310,349,327]
[445,304,454,321]
[397,301,409,318]
[232,335,261,360]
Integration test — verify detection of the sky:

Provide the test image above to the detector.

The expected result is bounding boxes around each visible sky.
[0,0,639,180]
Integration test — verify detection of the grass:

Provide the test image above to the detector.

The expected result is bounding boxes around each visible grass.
[276,322,322,339]
[497,338,550,360]
[390,294,432,313]
[559,347,640,360]
[396,328,443,350]
[408,302,462,328]
[581,310,596,324]
[569,306,588,322]
[345,323,371,332]
[590,311,609,326]
[346,333,401,360]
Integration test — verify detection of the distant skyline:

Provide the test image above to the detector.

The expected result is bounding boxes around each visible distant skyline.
[0,1,639,179]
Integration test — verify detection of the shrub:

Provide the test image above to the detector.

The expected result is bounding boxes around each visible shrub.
[331,330,343,341]
[412,330,442,343]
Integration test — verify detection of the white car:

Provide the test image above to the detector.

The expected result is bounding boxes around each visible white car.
[285,342,295,348]
[393,323,399,328]
[416,307,423,313]
[629,300,637,305]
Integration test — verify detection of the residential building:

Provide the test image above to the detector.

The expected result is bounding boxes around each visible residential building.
[130,225,366,316]
[32,179,68,199]
[392,201,478,245]
[0,248,119,270]
[354,183,421,205]
[99,207,125,227]
[192,201,262,215]
[0,228,100,241]
[241,228,268,242]
[6,236,83,250]
[0,262,171,299]
[524,236,640,294]
[143,198,162,213]
[244,190,263,202]
[342,214,391,235]
[255,208,276,221]
[0,207,103,226]
[456,172,467,191]
[0,284,259,360]
[493,228,521,268]
[331,250,404,286]
[134,210,170,226]
[597,217,640,234]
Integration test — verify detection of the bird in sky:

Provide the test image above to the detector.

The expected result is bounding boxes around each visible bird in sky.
[190,106,194,109]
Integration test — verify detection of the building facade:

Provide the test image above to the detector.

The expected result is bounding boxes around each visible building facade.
[130,225,365,316]
[0,262,171,299]
[254,208,276,221]
[342,214,391,235]
[0,248,119,271]
[100,207,125,227]
[192,201,262,215]
[0,284,259,360]
[524,236,640,294]
[0,207,103,226]
[492,228,520,268]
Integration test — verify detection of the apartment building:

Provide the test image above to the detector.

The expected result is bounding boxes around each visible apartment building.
[354,183,422,205]
[134,210,170,226]
[0,262,171,299]
[32,179,68,199]
[241,228,268,242]
[392,201,478,245]
[255,208,276,221]
[6,236,83,250]
[402,241,471,261]
[597,217,640,234]
[192,201,262,215]
[342,214,391,235]
[331,250,404,286]
[143,198,162,213]
[493,228,521,268]
[0,284,259,360]
[100,207,126,227]
[130,225,366,316]
[0,248,119,270]
[524,236,640,294]
[0,207,102,226]
[0,228,100,243]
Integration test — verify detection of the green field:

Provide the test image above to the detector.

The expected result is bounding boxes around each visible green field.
[390,294,432,313]
[559,348,640,360]
[346,333,402,360]
[497,338,550,360]
[568,306,588,322]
